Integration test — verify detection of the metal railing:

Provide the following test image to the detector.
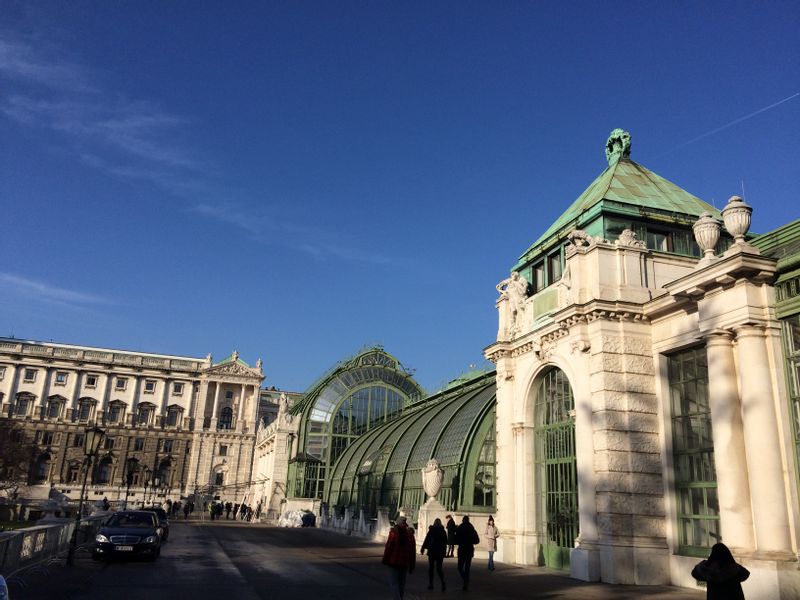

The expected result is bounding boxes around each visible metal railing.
[0,516,106,580]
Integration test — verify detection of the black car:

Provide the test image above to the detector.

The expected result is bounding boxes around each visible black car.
[93,510,161,561]
[141,506,170,541]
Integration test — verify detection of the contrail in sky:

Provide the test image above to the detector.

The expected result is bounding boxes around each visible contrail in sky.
[655,92,799,157]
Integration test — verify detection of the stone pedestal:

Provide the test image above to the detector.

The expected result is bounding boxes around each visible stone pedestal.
[417,497,447,540]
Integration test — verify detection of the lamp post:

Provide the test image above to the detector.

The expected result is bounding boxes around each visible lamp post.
[123,457,139,510]
[67,426,106,566]
[141,467,152,508]
[152,477,160,505]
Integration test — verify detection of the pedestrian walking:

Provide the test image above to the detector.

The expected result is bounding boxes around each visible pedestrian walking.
[455,515,479,590]
[485,516,499,571]
[691,543,750,600]
[445,514,456,558]
[183,502,190,520]
[382,515,416,600]
[420,518,447,591]
[225,501,232,519]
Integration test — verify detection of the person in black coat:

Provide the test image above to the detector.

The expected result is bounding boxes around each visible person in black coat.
[445,514,456,557]
[691,543,749,600]
[421,518,448,591]
[454,515,479,591]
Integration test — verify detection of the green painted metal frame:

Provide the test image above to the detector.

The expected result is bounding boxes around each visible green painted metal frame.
[534,367,578,570]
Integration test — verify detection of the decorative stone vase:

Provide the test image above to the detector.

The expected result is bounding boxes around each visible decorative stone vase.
[692,212,721,260]
[421,459,444,500]
[722,195,752,244]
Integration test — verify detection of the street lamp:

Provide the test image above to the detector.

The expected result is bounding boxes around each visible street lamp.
[67,425,106,566]
[123,457,139,510]
[141,467,152,508]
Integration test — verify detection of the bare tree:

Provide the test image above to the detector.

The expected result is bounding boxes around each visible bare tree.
[0,420,36,509]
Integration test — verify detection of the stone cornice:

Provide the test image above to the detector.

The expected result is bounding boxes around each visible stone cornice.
[645,249,777,321]
[486,299,649,362]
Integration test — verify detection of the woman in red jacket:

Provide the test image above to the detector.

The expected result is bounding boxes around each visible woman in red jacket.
[382,516,416,600]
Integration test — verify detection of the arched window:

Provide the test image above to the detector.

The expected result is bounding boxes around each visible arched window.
[137,402,155,427]
[107,401,125,424]
[35,453,51,482]
[96,456,113,484]
[46,396,64,420]
[77,398,95,422]
[534,367,578,570]
[166,405,183,427]
[219,406,233,430]
[14,393,34,417]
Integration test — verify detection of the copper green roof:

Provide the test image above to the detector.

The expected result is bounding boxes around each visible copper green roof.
[516,130,720,269]
[214,351,250,368]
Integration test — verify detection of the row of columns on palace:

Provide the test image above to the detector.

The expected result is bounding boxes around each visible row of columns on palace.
[2,362,259,431]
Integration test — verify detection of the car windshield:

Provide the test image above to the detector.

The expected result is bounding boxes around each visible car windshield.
[107,513,154,528]
[143,508,167,519]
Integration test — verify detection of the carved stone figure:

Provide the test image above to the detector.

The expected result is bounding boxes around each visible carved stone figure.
[616,228,646,249]
[277,393,292,425]
[422,459,444,500]
[496,271,528,332]
[605,128,631,164]
[567,229,594,247]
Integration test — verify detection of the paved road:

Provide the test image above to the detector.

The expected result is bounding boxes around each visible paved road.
[9,522,703,599]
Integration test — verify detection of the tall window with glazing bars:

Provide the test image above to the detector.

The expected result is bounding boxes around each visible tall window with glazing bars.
[669,346,719,555]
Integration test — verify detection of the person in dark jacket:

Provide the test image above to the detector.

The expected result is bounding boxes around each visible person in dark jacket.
[382,516,416,600]
[445,514,456,557]
[691,543,750,600]
[455,515,479,590]
[421,518,447,591]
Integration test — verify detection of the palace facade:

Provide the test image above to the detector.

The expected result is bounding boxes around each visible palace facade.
[0,340,264,508]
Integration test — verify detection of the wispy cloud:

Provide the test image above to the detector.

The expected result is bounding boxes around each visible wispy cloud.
[0,37,198,174]
[0,38,92,91]
[0,273,109,307]
[1,34,398,267]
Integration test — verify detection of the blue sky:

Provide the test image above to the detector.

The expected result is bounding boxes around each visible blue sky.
[1,2,798,394]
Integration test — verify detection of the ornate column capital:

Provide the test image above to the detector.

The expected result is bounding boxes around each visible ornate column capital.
[705,329,735,345]
[733,323,765,339]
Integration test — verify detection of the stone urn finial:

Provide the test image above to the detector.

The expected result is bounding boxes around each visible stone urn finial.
[721,195,752,244]
[693,211,721,263]
[421,458,444,500]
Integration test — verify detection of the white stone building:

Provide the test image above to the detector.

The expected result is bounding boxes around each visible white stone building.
[0,339,263,507]
[485,130,800,598]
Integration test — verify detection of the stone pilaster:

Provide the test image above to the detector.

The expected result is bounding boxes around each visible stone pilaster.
[705,330,754,552]
[735,325,793,557]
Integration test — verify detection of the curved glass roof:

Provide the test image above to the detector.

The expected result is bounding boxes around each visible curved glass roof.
[287,347,426,499]
[326,370,496,520]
